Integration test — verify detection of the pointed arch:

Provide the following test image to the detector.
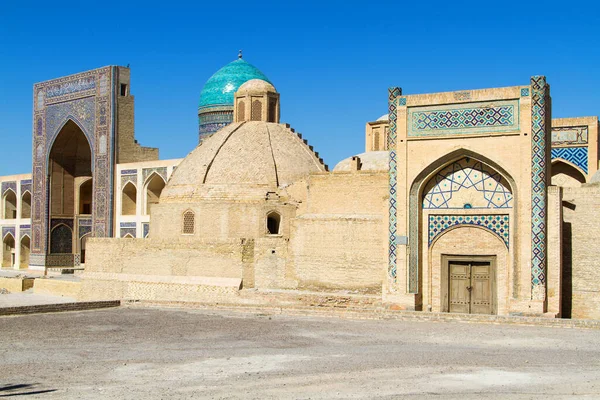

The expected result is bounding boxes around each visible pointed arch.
[144,172,166,215]
[49,120,92,217]
[406,148,516,295]
[50,224,73,254]
[2,188,17,219]
[46,116,94,163]
[551,159,587,187]
[121,181,137,215]
[78,177,93,215]
[21,190,31,219]
[80,233,91,264]
[182,209,195,235]
[19,235,30,268]
[2,232,15,267]
[266,210,281,235]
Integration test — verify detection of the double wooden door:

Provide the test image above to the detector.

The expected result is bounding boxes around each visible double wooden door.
[449,260,493,314]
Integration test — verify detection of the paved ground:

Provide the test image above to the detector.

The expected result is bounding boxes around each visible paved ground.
[0,291,75,307]
[1,307,599,399]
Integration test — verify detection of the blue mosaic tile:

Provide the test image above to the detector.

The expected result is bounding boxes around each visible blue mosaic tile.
[428,214,509,248]
[551,147,588,174]
[422,158,513,209]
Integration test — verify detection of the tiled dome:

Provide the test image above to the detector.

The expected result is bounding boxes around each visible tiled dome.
[199,59,271,109]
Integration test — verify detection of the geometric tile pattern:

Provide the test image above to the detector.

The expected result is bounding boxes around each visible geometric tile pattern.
[551,146,588,174]
[142,167,167,184]
[521,88,530,97]
[388,87,402,285]
[422,158,513,209]
[32,66,116,264]
[530,76,549,297]
[409,100,518,137]
[428,214,509,248]
[20,179,32,195]
[551,126,588,146]
[1,181,16,197]
[120,227,136,238]
[2,226,15,240]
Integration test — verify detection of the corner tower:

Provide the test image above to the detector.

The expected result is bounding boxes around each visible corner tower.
[198,52,271,142]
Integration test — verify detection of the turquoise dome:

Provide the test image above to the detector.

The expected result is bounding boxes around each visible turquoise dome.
[199,59,271,109]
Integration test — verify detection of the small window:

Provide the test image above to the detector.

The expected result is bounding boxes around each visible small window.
[182,210,195,234]
[266,211,281,235]
[120,84,128,96]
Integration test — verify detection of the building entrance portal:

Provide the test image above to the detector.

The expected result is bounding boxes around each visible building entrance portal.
[447,257,495,315]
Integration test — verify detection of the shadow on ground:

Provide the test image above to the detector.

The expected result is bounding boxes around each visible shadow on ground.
[0,384,56,397]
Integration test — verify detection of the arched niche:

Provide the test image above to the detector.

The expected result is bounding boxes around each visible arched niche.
[78,178,93,215]
[3,189,17,220]
[122,182,137,215]
[20,235,30,268]
[2,233,15,267]
[406,149,516,295]
[49,120,92,218]
[551,160,586,187]
[50,224,73,254]
[145,173,165,215]
[21,191,31,219]
[80,234,90,264]
[266,211,281,235]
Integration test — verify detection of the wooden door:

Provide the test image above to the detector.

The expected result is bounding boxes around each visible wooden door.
[448,261,493,314]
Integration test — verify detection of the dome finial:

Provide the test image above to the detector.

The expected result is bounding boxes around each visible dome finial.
[238,49,243,59]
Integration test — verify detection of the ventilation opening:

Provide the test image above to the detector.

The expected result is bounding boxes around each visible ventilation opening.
[266,212,281,235]
[120,84,128,96]
[182,210,195,235]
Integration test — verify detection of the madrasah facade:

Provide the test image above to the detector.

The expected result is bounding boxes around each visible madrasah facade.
[1,54,599,319]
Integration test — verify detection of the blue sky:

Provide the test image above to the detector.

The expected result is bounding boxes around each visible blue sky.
[0,0,599,176]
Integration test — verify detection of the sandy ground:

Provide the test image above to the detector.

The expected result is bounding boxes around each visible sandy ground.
[1,307,599,399]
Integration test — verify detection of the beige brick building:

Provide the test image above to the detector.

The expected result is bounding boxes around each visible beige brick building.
[2,58,600,320]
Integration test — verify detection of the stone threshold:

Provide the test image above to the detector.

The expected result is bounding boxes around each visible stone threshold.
[0,300,121,317]
[125,300,600,330]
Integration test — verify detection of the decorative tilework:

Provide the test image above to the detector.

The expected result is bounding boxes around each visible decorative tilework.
[45,97,96,152]
[79,225,92,239]
[551,147,588,174]
[521,88,530,97]
[408,100,519,137]
[422,158,513,209]
[398,97,407,106]
[551,126,588,146]
[1,181,16,196]
[428,214,509,248]
[20,225,31,240]
[2,226,15,240]
[120,228,136,238]
[388,87,401,287]
[121,169,138,175]
[530,76,549,298]
[20,180,32,195]
[121,174,137,188]
[142,167,167,184]
[32,66,116,265]
[120,222,136,228]
[142,222,149,238]
[46,76,96,99]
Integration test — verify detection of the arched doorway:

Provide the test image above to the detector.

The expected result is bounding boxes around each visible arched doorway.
[20,235,30,269]
[48,120,92,255]
[412,154,515,314]
[2,233,15,268]
[3,189,17,219]
[551,160,586,187]
[145,173,165,215]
